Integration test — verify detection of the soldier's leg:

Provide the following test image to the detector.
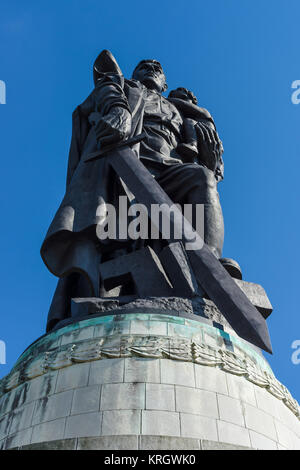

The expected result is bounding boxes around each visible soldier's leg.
[156,163,224,258]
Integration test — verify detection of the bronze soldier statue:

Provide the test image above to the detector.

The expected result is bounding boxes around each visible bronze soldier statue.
[40,51,271,354]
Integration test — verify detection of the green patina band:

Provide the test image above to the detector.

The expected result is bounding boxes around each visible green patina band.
[1,312,299,419]
[15,313,271,374]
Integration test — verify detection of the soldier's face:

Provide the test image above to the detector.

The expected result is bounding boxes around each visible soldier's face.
[133,62,167,92]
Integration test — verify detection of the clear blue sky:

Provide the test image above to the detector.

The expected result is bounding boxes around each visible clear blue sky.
[0,0,299,401]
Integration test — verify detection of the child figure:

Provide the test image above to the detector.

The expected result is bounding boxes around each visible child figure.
[168,87,224,182]
[168,87,200,161]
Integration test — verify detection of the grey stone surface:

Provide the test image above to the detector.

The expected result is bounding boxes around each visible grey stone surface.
[0,383,28,416]
[4,435,256,450]
[275,396,300,436]
[244,403,277,441]
[21,438,77,450]
[175,386,219,418]
[217,420,251,447]
[89,358,124,385]
[146,383,175,412]
[180,413,218,441]
[201,439,252,450]
[124,358,160,383]
[274,419,296,449]
[5,427,32,449]
[65,412,102,438]
[195,363,228,395]
[71,385,101,415]
[56,363,90,393]
[161,359,195,387]
[293,433,300,450]
[0,414,11,440]
[142,410,180,437]
[101,410,141,435]
[32,390,73,424]
[217,394,245,427]
[140,435,200,450]
[249,430,277,450]
[77,435,139,450]
[226,373,257,407]
[254,387,280,420]
[9,402,35,434]
[25,372,58,403]
[101,383,145,411]
[31,417,66,443]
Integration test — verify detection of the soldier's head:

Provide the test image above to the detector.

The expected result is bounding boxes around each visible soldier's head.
[132,60,167,93]
[168,87,198,105]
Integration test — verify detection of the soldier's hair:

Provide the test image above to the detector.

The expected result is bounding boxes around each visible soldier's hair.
[168,87,198,105]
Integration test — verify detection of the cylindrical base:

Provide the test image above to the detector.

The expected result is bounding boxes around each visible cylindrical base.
[9,435,252,450]
[0,313,299,450]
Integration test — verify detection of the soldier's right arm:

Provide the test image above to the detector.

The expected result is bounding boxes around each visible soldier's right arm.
[88,50,132,146]
[90,73,132,146]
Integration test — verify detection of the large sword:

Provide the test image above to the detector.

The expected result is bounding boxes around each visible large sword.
[85,137,272,353]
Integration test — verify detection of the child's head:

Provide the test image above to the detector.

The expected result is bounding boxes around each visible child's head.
[168,87,198,105]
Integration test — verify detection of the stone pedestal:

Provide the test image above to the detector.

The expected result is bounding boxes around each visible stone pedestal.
[0,308,299,450]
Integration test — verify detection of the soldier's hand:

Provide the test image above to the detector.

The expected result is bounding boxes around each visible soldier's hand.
[90,107,132,146]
